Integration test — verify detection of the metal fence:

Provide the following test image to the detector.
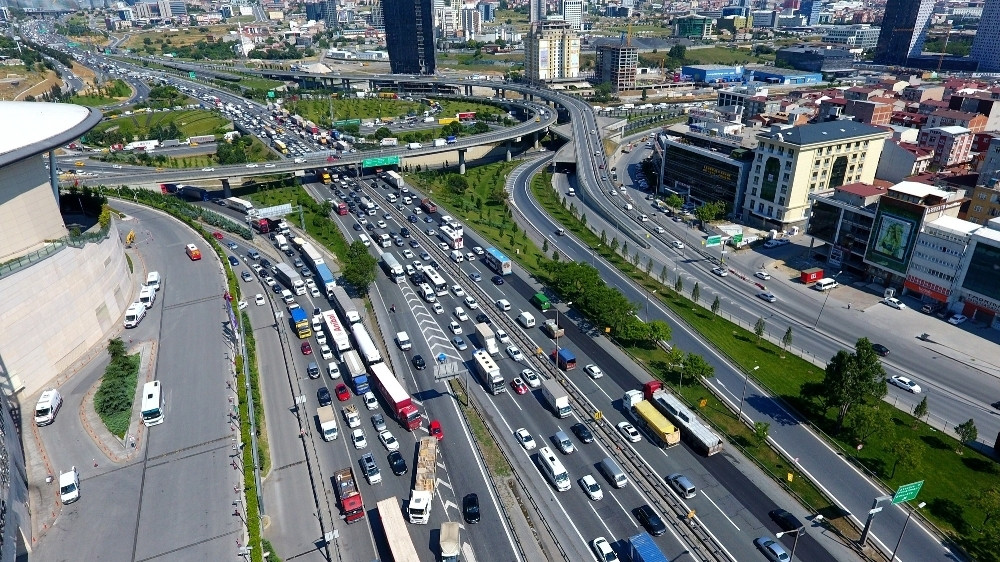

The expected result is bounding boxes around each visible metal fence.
[0,225,110,279]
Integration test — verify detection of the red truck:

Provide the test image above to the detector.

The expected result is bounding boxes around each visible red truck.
[336,201,349,216]
[250,218,270,234]
[420,198,437,214]
[334,467,365,523]
[369,363,421,430]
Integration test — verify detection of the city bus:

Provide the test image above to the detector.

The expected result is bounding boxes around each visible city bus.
[536,447,570,491]
[376,497,420,562]
[483,247,512,276]
[423,266,448,296]
[140,381,164,426]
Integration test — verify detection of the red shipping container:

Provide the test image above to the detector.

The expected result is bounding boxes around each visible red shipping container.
[801,268,824,284]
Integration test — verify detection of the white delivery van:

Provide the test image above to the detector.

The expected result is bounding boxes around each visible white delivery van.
[139,286,156,309]
[281,289,295,305]
[814,278,839,291]
[145,271,161,291]
[380,233,391,248]
[567,188,576,197]
[34,388,63,426]
[359,234,371,247]
[450,250,464,263]
[124,302,146,328]
[518,311,536,328]
[396,331,412,350]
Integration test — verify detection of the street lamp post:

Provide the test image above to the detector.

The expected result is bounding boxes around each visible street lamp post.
[890,502,926,561]
[776,527,804,561]
[813,270,842,328]
[646,290,657,319]
[737,365,759,422]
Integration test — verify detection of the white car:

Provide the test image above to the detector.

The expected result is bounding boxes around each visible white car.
[948,314,968,325]
[432,302,445,314]
[671,240,684,249]
[245,163,258,168]
[655,226,665,234]
[617,421,641,443]
[454,307,469,322]
[264,276,277,288]
[310,287,322,298]
[451,285,466,298]
[514,428,536,450]
[754,271,771,280]
[378,430,399,451]
[320,345,333,360]
[757,291,777,303]
[506,345,524,362]
[316,332,328,345]
[201,167,215,171]
[584,364,604,379]
[305,279,317,289]
[882,297,906,310]
[591,537,618,562]
[464,296,479,310]
[473,246,484,255]
[711,266,729,277]
[449,320,463,334]
[351,428,368,449]
[254,294,265,306]
[889,375,922,394]
[581,474,604,501]
[402,249,414,259]
[522,369,541,388]
[59,467,81,504]
[496,329,510,343]
[363,391,379,410]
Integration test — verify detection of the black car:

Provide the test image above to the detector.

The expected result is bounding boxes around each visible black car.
[408,214,418,223]
[463,493,481,524]
[366,223,376,231]
[571,423,594,444]
[388,451,408,475]
[409,240,420,248]
[260,258,272,270]
[400,227,410,238]
[429,260,440,270]
[228,255,239,266]
[769,509,805,533]
[476,313,490,324]
[352,223,362,232]
[636,505,666,536]
[283,248,295,256]
[271,284,283,294]
[872,343,890,357]
[412,355,426,370]
[317,386,332,407]
[410,272,427,284]
[492,275,505,285]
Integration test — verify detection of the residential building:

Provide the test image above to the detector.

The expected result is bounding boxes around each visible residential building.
[899,84,944,103]
[979,137,1000,186]
[917,126,973,167]
[477,1,495,22]
[875,141,934,183]
[873,0,934,65]
[717,84,780,123]
[823,24,880,50]
[460,7,482,36]
[675,14,716,39]
[926,109,988,133]
[966,181,1000,225]
[561,0,583,30]
[971,0,1000,72]
[807,181,888,274]
[843,100,892,125]
[384,0,436,74]
[904,215,978,308]
[530,0,545,22]
[774,46,854,74]
[436,7,459,36]
[524,20,580,82]
[742,120,890,230]
[954,218,1000,327]
[798,0,822,25]
[948,90,1000,132]
[595,43,638,92]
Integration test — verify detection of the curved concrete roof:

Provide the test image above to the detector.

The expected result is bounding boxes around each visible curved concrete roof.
[0,101,103,167]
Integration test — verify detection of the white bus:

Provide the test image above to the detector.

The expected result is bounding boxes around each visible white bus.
[537,447,570,491]
[423,266,448,296]
[227,197,255,215]
[438,224,463,250]
[140,381,164,427]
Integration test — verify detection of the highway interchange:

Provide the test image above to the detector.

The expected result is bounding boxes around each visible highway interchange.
[22,32,1000,562]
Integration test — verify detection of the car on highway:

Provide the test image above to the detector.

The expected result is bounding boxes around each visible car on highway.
[872,343,890,357]
[335,383,350,402]
[755,271,772,280]
[514,428,536,450]
[452,336,468,350]
[388,450,407,475]
[319,345,333,360]
[412,354,426,370]
[666,473,697,499]
[212,231,224,240]
[371,413,387,432]
[449,320,463,334]
[888,375,922,393]
[769,509,804,533]
[301,342,313,355]
[671,240,684,249]
[590,536,617,562]
[464,296,479,310]
[753,537,790,562]
[571,423,594,444]
[882,297,906,310]
[228,255,239,266]
[617,421,641,442]
[506,345,524,362]
[521,369,541,388]
[254,294,265,306]
[378,430,399,452]
[429,419,444,440]
[451,284,466,297]
[227,241,239,250]
[463,493,481,524]
[711,266,729,277]
[757,291,777,303]
[492,275,505,285]
[948,314,968,325]
[432,302,444,314]
[201,167,215,171]
[510,378,528,395]
[351,428,368,449]
[469,272,482,282]
[635,504,666,536]
[317,386,331,406]
[316,332,328,346]
[473,246,484,255]
[496,329,510,343]
[584,364,604,379]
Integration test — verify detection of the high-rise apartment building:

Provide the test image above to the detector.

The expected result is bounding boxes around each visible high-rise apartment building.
[530,0,545,22]
[971,0,1000,72]
[460,7,482,36]
[595,43,638,92]
[384,0,436,74]
[561,0,583,30]
[798,0,822,25]
[873,0,934,66]
[524,20,580,82]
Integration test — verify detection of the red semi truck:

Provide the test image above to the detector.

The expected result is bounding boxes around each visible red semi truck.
[369,363,421,430]
[334,467,365,523]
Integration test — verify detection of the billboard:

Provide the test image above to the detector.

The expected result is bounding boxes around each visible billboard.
[863,199,923,274]
[962,240,1000,301]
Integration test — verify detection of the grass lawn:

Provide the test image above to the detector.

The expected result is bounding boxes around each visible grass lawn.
[284,97,506,127]
[680,46,776,66]
[122,26,237,50]
[247,185,351,263]
[237,76,285,91]
[68,95,123,106]
[96,109,229,141]
[449,378,510,477]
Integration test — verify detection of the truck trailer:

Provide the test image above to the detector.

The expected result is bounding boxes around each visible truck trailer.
[623,390,680,448]
[554,347,577,370]
[407,437,438,523]
[341,350,368,394]
[274,263,305,295]
[541,379,571,418]
[369,363,421,430]
[331,286,361,324]
[474,323,499,355]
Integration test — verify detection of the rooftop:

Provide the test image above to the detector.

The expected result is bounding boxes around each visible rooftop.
[890,180,951,200]
[747,66,822,77]
[927,215,981,236]
[0,102,102,167]
[837,181,892,197]
[757,120,889,146]
[930,125,972,135]
[684,64,741,70]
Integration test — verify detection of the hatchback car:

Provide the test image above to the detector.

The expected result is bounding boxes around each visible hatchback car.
[317,386,332,406]
[378,430,399,452]
[388,450,408,475]
[429,419,444,440]
[452,336,468,350]
[463,493,481,524]
[301,342,313,355]
[451,284,466,297]
[754,537,790,562]
[454,307,469,322]
[492,275,505,285]
[617,421,641,442]
[254,294,266,306]
[464,296,479,310]
[432,302,444,314]
[506,345,524,362]
[514,428,536,450]
[591,536,618,562]
[522,369,541,388]
[889,375,922,393]
[581,475,604,501]
[510,378,529,395]
[584,364,604,379]
[769,509,805,533]
[635,504,666,536]
[351,428,368,449]
[449,320,463,335]
[335,383,350,401]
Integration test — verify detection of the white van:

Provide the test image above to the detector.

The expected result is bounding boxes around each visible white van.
[450,250,464,263]
[814,278,839,291]
[380,233,391,248]
[124,302,146,328]
[34,388,63,426]
[420,283,436,302]
[518,311,536,328]
[145,271,161,291]
[139,286,156,309]
[359,234,371,247]
[567,188,576,197]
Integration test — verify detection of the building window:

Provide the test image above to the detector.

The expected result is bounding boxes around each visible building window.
[979,192,987,200]
[779,196,785,205]
[785,161,791,169]
[788,150,794,157]
[975,205,983,212]
[780,186,787,194]
[767,205,774,215]
[810,182,816,189]
[755,165,761,173]
[782,173,790,181]
[758,202,764,213]
[752,188,758,196]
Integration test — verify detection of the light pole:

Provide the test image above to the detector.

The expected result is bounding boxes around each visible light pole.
[646,290,657,319]
[776,527,804,561]
[738,365,759,422]
[890,502,926,561]
[813,270,842,328]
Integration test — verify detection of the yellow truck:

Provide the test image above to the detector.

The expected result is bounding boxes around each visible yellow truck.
[623,390,680,447]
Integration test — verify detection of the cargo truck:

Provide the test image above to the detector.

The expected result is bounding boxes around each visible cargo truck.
[274,263,305,295]
[352,323,382,366]
[554,347,577,370]
[289,308,313,339]
[334,467,365,523]
[331,285,361,324]
[446,135,457,144]
[432,138,446,147]
[542,379,571,418]
[420,198,438,214]
[407,437,438,523]
[474,323,499,355]
[317,405,339,441]
[628,532,668,562]
[623,390,680,448]
[380,137,398,147]
[314,263,336,298]
[177,185,209,201]
[343,404,361,428]
[341,350,369,394]
[407,142,422,150]
[384,170,404,188]
[644,381,723,456]
[322,310,352,353]
[274,234,290,252]
[321,171,332,183]
[250,218,270,234]
[541,319,564,339]
[370,363,421,430]
[440,522,461,562]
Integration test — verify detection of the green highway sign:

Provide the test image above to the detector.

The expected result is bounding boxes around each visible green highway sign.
[731,233,743,245]
[362,156,401,168]
[189,71,196,79]
[333,119,361,127]
[892,480,924,504]
[705,235,722,247]
[267,91,276,98]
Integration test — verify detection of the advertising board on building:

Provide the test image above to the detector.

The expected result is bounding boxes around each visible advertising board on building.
[864,199,923,275]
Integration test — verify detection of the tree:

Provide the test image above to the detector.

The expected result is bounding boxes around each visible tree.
[691,282,700,303]
[646,320,672,346]
[682,352,714,382]
[581,213,587,227]
[668,44,687,60]
[542,239,549,253]
[847,403,891,445]
[674,276,683,293]
[955,418,978,452]
[645,257,653,275]
[781,327,793,354]
[552,250,560,261]
[887,438,921,478]
[600,230,608,246]
[753,421,770,447]
[665,347,684,373]
[342,241,377,294]
[694,201,727,224]
[610,237,619,253]
[447,174,469,194]
[665,194,684,210]
[107,337,126,358]
[711,295,720,316]
[660,264,668,284]
[819,338,888,431]
[632,250,640,267]
[912,396,928,427]
[969,486,1000,528]
[754,317,766,342]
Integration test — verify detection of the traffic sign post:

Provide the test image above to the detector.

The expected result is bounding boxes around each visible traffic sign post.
[705,235,722,248]
[361,156,401,168]
[892,480,924,505]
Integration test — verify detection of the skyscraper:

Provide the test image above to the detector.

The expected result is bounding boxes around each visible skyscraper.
[383,0,436,75]
[798,0,822,25]
[530,0,546,23]
[562,0,583,30]
[873,0,934,66]
[971,0,1000,72]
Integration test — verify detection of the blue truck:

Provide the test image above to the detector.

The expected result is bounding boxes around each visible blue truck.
[446,136,457,144]
[554,347,577,371]
[177,185,209,201]
[341,350,369,394]
[628,532,668,562]
[315,263,336,298]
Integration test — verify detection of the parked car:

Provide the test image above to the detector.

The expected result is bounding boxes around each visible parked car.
[881,297,906,310]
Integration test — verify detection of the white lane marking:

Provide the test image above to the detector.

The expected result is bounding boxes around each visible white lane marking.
[700,490,740,531]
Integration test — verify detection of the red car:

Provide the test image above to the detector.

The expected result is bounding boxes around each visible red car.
[212,231,224,240]
[429,420,444,441]
[301,342,313,355]
[335,383,350,401]
[510,377,528,395]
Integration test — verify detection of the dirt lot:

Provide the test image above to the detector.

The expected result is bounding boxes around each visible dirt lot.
[71,62,98,92]
[121,25,237,50]
[0,66,58,101]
